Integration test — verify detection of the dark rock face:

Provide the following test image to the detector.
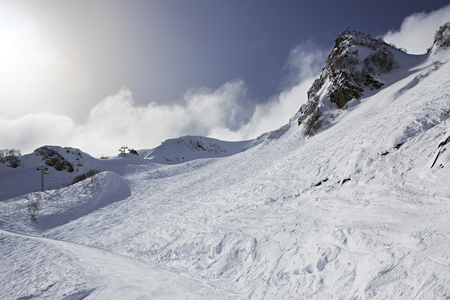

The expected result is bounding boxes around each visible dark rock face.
[312,30,399,107]
[35,146,75,172]
[129,149,139,155]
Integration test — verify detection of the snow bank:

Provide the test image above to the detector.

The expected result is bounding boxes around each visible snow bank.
[0,171,130,232]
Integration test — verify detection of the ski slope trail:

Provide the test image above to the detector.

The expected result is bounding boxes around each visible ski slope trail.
[0,229,234,299]
[44,50,450,298]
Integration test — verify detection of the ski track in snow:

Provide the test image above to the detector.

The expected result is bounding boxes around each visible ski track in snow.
[1,50,450,299]
[0,229,229,299]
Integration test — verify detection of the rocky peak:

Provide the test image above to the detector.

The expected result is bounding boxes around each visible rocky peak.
[429,22,450,55]
[297,29,403,135]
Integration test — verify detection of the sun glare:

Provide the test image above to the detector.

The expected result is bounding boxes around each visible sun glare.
[0,4,64,116]
[0,8,55,80]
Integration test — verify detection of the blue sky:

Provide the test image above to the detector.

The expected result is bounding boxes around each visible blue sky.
[1,0,450,155]
[81,0,450,107]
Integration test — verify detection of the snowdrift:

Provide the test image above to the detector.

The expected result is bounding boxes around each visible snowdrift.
[0,171,130,232]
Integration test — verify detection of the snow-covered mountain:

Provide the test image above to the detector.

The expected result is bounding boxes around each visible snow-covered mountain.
[1,24,450,299]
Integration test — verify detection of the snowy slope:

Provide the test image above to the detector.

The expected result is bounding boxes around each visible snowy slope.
[1,32,450,299]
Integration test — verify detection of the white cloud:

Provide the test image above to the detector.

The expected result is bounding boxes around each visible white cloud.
[0,84,251,156]
[210,78,315,141]
[283,40,328,88]
[71,84,251,156]
[0,42,327,156]
[184,80,251,133]
[0,113,76,153]
[383,4,450,54]
[212,41,326,140]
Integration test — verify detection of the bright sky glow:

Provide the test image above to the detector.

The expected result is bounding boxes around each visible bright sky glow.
[0,7,50,98]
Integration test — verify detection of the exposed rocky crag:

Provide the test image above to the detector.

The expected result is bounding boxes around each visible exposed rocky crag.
[429,21,450,54]
[35,146,77,172]
[297,30,404,135]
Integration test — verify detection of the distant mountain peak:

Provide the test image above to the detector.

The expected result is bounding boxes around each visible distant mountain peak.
[142,135,260,164]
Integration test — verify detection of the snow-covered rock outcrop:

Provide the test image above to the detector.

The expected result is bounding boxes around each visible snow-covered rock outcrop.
[429,21,450,55]
[29,146,93,172]
[296,30,411,135]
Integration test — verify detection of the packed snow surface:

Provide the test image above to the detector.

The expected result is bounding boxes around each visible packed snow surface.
[1,49,450,299]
